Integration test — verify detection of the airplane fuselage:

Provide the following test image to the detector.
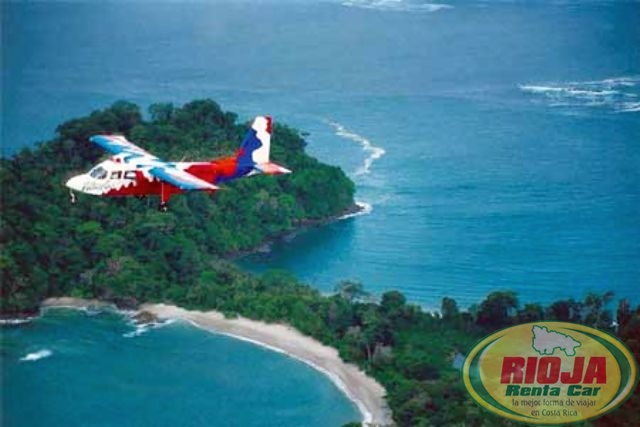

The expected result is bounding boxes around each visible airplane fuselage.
[66,155,243,199]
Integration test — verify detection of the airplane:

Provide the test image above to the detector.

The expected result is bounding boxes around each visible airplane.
[65,116,291,211]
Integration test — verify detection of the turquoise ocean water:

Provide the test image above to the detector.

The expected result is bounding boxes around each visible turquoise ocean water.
[1,309,360,426]
[2,0,639,425]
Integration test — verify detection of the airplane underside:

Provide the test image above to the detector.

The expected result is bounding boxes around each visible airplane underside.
[68,178,206,212]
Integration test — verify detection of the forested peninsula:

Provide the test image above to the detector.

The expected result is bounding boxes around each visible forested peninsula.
[1,100,356,314]
[1,101,638,426]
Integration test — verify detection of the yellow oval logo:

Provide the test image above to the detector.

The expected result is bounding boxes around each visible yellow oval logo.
[462,322,639,425]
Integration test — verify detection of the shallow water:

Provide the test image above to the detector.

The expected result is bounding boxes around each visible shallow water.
[1,309,360,427]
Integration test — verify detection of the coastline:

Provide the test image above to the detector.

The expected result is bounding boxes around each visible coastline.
[40,297,394,427]
[226,201,369,259]
[1,202,369,321]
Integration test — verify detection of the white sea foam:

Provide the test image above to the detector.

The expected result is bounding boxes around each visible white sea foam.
[341,0,452,13]
[519,76,640,113]
[122,318,176,338]
[339,200,373,220]
[584,76,640,88]
[0,317,36,325]
[567,89,618,97]
[40,302,175,339]
[519,85,619,98]
[327,120,385,176]
[20,349,52,362]
[519,85,564,94]
[619,102,640,113]
[123,324,149,338]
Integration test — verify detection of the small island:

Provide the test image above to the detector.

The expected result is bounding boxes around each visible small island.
[2,101,638,426]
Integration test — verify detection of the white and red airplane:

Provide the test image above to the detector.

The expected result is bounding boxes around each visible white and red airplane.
[65,116,291,211]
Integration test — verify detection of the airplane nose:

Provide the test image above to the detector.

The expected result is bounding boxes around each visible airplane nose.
[66,175,85,191]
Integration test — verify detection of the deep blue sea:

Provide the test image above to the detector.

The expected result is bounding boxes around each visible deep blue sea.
[2,0,640,425]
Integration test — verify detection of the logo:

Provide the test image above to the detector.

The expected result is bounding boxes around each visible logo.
[462,322,639,425]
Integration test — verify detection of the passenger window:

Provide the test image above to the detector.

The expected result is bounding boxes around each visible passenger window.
[110,171,122,179]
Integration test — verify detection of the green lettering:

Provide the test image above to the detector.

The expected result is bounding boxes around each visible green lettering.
[568,385,582,396]
[506,385,521,396]
[581,387,601,396]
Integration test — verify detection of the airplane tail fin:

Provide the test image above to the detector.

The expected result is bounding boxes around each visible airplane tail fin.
[237,116,291,176]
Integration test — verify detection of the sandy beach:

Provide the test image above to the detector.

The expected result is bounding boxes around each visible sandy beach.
[41,297,114,310]
[41,298,393,426]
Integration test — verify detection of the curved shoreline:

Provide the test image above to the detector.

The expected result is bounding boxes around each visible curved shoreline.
[225,201,369,260]
[40,298,393,427]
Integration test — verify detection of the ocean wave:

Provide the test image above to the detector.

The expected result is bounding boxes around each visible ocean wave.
[619,102,640,113]
[339,200,373,220]
[327,120,385,176]
[20,349,52,362]
[122,318,176,338]
[0,316,36,325]
[519,76,640,113]
[583,76,639,88]
[520,85,620,98]
[341,0,452,13]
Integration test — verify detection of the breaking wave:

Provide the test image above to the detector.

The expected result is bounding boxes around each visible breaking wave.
[0,317,36,325]
[341,0,452,13]
[122,318,176,338]
[20,349,52,362]
[619,102,640,112]
[339,200,373,220]
[327,120,385,176]
[519,76,640,113]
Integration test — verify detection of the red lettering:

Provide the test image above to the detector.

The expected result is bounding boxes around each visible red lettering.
[537,357,561,384]
[583,357,607,384]
[525,357,538,384]
[501,357,525,384]
[560,357,584,384]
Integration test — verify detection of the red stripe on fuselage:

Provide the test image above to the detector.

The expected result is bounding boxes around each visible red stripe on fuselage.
[102,157,239,198]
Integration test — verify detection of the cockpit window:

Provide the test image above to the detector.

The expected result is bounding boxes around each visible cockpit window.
[89,166,108,180]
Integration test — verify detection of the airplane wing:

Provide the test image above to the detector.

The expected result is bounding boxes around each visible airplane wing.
[90,135,219,191]
[148,166,219,191]
[90,135,158,161]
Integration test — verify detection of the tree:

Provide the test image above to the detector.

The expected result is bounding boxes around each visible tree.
[476,291,518,329]
[149,102,174,123]
[517,303,544,323]
[441,297,460,321]
[351,304,394,364]
[617,299,632,330]
[546,299,583,323]
[334,280,369,303]
[584,291,615,330]
[381,290,407,326]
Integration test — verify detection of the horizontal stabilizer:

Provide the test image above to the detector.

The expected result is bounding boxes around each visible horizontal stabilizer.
[255,162,292,175]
